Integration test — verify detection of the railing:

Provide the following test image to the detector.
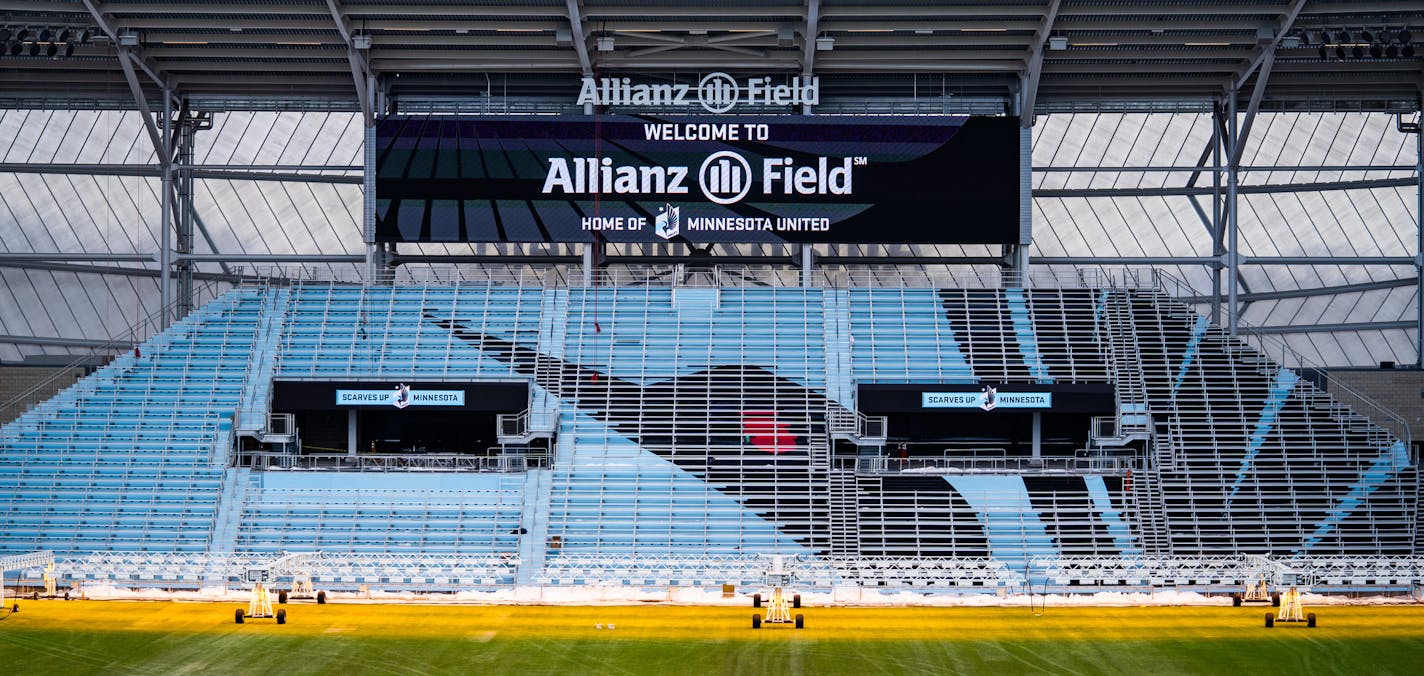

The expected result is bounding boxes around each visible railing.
[235,451,545,472]
[497,409,556,443]
[826,405,887,442]
[1149,270,1412,449]
[858,455,1137,476]
[238,264,1192,291]
[0,280,229,424]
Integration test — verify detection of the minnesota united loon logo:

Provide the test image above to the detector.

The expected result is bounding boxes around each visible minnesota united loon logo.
[979,385,997,411]
[655,203,681,240]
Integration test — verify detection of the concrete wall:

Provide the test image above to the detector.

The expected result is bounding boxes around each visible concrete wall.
[1325,368,1424,446]
[0,366,87,425]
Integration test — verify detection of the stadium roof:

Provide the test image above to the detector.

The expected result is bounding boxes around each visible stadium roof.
[0,1,1421,114]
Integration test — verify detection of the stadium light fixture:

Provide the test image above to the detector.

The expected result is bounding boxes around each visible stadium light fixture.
[1398,29,1412,43]
[38,29,51,42]
[0,28,10,43]
[57,28,70,42]
[1385,43,1399,58]
[45,42,56,58]
[1335,45,1346,58]
[64,42,74,57]
[1404,44,1416,57]
[1317,45,1328,59]
[27,41,39,56]
[1369,43,1382,58]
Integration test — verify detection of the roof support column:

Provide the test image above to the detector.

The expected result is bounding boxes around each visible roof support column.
[1020,0,1062,127]
[1211,107,1224,326]
[159,91,173,330]
[1226,94,1240,338]
[565,0,594,114]
[175,110,196,321]
[1412,111,1423,368]
[801,0,820,115]
[364,123,379,284]
[324,0,373,126]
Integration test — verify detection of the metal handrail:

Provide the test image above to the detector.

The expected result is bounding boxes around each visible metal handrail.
[1149,269,1412,449]
[0,279,227,423]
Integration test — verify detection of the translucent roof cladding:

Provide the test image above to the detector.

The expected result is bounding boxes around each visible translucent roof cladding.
[0,109,1419,367]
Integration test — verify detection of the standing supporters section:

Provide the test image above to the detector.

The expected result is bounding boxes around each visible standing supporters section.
[2,271,1419,594]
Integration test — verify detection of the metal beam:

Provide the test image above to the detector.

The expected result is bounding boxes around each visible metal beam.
[0,335,135,349]
[565,0,593,77]
[1228,43,1277,171]
[190,211,233,277]
[0,253,154,262]
[80,0,172,96]
[172,254,366,263]
[1019,0,1062,126]
[1179,277,1420,304]
[112,49,166,161]
[1248,320,1416,335]
[325,0,374,125]
[1027,256,1417,266]
[802,0,821,78]
[0,259,253,284]
[1033,176,1419,198]
[1232,0,1308,91]
[1034,164,1421,173]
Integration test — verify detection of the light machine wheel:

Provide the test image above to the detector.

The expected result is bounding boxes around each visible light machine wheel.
[235,609,245,624]
[752,614,761,629]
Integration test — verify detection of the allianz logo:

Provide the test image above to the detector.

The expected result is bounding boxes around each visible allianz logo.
[542,153,856,205]
[576,73,819,113]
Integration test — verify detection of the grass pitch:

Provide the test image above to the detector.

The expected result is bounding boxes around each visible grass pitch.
[1,599,1422,675]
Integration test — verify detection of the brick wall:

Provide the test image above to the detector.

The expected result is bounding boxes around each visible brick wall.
[0,366,87,426]
[1325,368,1424,445]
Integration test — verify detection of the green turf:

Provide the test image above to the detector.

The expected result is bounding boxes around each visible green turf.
[1,600,1421,675]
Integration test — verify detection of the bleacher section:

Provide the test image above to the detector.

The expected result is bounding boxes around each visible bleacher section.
[233,472,523,584]
[0,278,1417,591]
[1122,288,1419,557]
[0,289,260,556]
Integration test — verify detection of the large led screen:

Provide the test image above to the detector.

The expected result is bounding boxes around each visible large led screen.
[374,115,1020,244]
